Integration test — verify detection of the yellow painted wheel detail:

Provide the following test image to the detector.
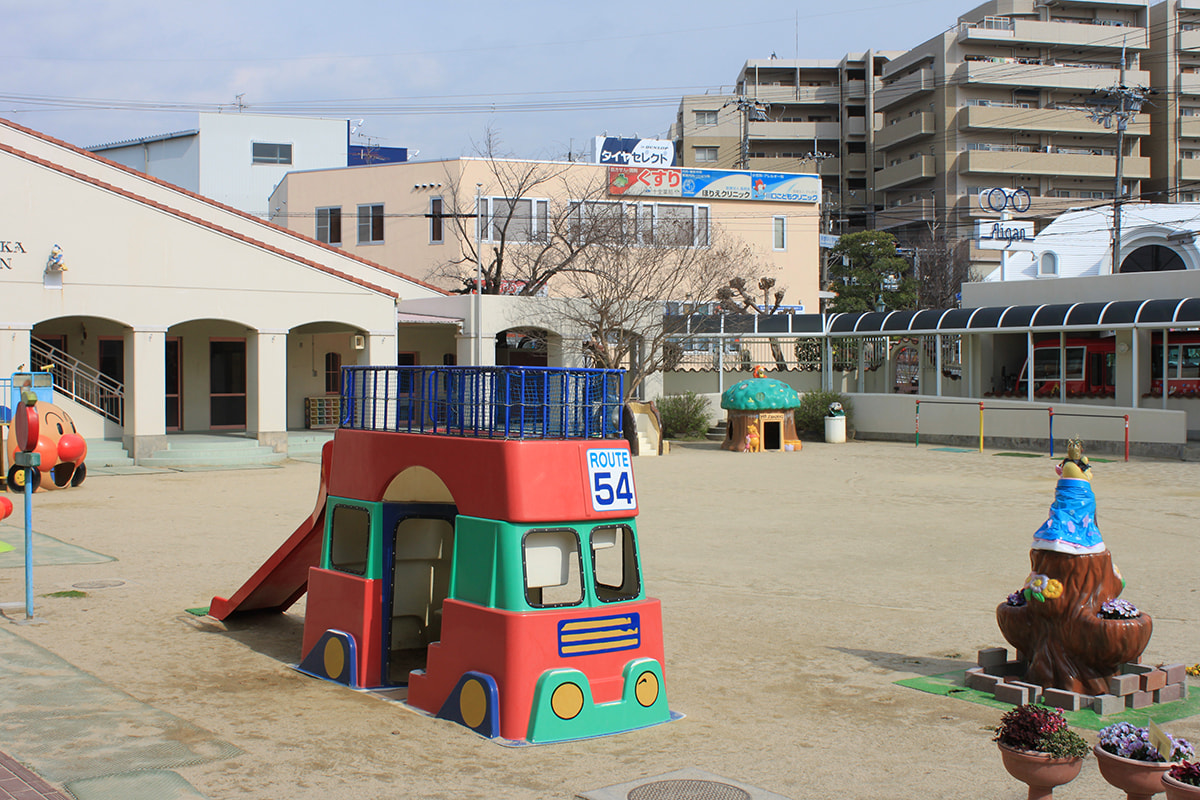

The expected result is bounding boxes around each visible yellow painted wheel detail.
[459,679,487,729]
[634,670,659,707]
[550,682,585,720]
[323,637,345,679]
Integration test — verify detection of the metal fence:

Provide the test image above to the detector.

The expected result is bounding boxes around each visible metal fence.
[340,366,625,440]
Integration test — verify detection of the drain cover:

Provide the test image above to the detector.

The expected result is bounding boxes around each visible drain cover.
[628,780,752,800]
[72,579,126,589]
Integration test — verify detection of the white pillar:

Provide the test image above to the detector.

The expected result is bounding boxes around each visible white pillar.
[248,330,288,452]
[367,331,397,367]
[125,327,167,461]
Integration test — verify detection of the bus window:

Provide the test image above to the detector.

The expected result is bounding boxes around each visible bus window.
[523,529,583,608]
[329,505,371,576]
[1183,345,1200,379]
[1033,349,1060,381]
[1064,347,1085,381]
[591,525,641,603]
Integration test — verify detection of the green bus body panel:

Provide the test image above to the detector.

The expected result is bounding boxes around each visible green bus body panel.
[321,498,386,580]
[526,658,670,743]
[449,515,643,612]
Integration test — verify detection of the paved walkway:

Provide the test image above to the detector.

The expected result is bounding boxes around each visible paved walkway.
[0,752,70,800]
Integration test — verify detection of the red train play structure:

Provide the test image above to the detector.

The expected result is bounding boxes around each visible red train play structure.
[210,365,672,744]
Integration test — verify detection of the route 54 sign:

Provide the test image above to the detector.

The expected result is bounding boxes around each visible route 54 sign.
[585,447,637,512]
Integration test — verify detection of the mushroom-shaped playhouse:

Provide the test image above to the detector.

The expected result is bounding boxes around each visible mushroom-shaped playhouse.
[720,375,802,453]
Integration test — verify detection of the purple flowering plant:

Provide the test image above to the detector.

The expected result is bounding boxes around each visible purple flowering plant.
[1100,599,1141,619]
[1169,761,1200,787]
[994,704,1090,758]
[1098,721,1195,762]
[1006,591,1027,607]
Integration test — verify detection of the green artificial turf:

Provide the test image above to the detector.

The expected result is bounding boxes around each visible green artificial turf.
[897,670,1199,730]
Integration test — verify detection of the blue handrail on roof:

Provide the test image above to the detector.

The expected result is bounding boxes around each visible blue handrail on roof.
[340,366,625,440]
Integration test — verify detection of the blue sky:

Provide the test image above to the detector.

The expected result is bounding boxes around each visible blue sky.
[3,0,971,160]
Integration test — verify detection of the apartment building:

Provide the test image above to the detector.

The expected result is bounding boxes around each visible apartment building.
[1149,0,1200,203]
[671,53,898,233]
[875,0,1150,251]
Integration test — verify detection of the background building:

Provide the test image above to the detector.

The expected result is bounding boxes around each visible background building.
[671,53,898,234]
[89,113,407,219]
[269,158,824,310]
[1148,0,1200,203]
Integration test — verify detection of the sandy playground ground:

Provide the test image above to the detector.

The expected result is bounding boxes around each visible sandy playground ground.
[0,438,1198,800]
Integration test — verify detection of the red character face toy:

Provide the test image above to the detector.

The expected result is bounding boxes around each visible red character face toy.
[5,401,88,492]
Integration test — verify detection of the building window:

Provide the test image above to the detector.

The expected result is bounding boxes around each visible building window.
[695,110,718,126]
[429,197,444,244]
[1039,252,1059,277]
[316,207,342,245]
[694,146,719,163]
[477,197,549,243]
[357,204,384,244]
[649,203,709,248]
[324,352,341,393]
[773,216,787,250]
[251,142,292,165]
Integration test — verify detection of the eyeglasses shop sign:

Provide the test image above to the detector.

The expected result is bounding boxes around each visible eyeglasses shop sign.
[0,240,26,270]
[976,219,1035,251]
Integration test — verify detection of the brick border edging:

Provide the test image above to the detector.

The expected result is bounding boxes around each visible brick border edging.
[968,647,1190,714]
[0,750,72,800]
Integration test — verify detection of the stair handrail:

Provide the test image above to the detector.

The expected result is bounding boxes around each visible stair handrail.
[30,337,124,425]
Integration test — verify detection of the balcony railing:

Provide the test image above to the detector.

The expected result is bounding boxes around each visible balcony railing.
[340,366,624,440]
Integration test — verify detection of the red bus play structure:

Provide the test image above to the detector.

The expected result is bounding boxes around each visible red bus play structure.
[210,366,672,744]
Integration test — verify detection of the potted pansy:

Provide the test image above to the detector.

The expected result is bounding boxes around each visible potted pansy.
[1096,721,1195,800]
[994,704,1089,799]
[1101,598,1142,619]
[1164,761,1200,799]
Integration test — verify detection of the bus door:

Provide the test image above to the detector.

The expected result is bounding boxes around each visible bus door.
[380,503,456,685]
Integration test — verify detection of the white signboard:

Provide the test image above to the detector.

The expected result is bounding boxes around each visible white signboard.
[976,219,1036,251]
[585,447,637,512]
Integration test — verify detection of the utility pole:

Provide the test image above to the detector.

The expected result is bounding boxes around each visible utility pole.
[1085,45,1151,274]
[723,96,770,170]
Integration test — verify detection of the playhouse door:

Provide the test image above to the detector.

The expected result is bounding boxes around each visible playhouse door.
[381,505,456,685]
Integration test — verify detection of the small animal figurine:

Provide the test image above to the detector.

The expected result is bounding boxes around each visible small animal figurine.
[744,422,761,453]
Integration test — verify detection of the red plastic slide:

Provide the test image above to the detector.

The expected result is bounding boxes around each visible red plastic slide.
[209,441,332,620]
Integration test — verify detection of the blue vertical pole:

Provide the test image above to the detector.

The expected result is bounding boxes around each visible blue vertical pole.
[24,471,32,619]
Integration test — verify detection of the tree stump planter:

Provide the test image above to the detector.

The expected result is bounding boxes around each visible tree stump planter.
[998,743,1084,800]
[997,548,1152,694]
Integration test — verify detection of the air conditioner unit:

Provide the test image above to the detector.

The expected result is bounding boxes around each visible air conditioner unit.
[352,334,366,350]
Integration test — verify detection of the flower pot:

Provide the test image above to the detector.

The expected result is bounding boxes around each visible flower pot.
[1095,744,1174,800]
[999,743,1084,800]
[1164,774,1200,800]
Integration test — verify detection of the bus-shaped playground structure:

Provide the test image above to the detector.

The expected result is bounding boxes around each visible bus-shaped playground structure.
[210,366,671,744]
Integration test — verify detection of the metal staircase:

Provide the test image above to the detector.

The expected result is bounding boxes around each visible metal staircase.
[30,337,124,424]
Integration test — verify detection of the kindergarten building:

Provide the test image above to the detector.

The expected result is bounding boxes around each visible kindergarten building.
[0,117,444,462]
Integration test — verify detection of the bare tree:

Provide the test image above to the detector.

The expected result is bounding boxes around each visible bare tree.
[550,224,763,400]
[716,276,791,371]
[434,130,615,296]
[911,229,973,309]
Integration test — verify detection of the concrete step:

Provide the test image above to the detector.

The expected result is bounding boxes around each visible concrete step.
[706,422,728,442]
[288,431,335,458]
[84,439,135,468]
[138,436,285,468]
